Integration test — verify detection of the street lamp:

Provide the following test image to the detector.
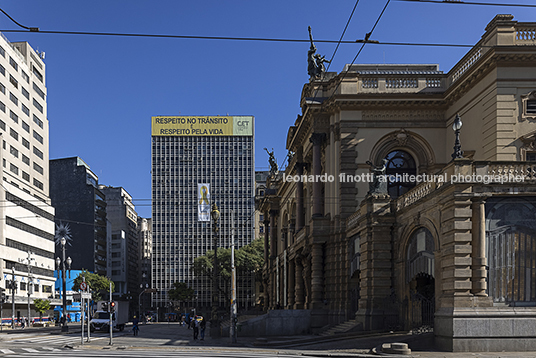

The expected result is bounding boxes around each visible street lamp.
[23,251,35,327]
[56,236,72,332]
[210,203,220,338]
[451,113,463,160]
[138,282,148,322]
[11,267,16,329]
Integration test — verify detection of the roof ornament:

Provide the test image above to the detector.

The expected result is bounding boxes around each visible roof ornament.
[307,26,330,79]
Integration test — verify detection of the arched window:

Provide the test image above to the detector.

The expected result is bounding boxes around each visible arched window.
[385,150,417,198]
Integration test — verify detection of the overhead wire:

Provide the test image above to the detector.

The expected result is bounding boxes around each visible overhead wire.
[319,0,392,105]
[394,0,536,8]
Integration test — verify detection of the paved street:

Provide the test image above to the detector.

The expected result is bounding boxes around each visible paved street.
[2,322,536,357]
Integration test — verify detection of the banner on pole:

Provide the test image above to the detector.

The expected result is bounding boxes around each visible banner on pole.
[198,183,211,222]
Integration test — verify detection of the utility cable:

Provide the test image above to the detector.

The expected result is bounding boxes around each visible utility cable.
[395,0,536,8]
[312,0,362,103]
[322,0,391,106]
[325,0,362,72]
[0,29,487,49]
[0,7,38,32]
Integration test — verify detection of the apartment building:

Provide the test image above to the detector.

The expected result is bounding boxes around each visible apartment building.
[0,33,57,320]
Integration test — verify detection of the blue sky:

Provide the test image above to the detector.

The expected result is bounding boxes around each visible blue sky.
[2,1,536,217]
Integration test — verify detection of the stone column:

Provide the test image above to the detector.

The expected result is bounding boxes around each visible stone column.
[303,260,312,308]
[288,259,295,308]
[294,258,305,308]
[263,278,269,312]
[263,217,270,263]
[471,198,487,296]
[269,210,278,258]
[310,133,326,218]
[295,162,306,230]
[311,243,324,308]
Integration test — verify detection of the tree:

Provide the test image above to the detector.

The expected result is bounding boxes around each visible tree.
[168,282,195,311]
[34,298,51,321]
[192,238,264,303]
[72,270,115,302]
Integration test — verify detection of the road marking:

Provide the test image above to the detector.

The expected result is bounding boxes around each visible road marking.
[20,347,40,352]
[0,349,15,354]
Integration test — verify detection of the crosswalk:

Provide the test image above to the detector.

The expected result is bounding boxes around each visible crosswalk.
[0,347,63,354]
[0,332,108,354]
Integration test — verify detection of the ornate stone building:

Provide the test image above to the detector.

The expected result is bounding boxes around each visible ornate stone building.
[259,15,536,352]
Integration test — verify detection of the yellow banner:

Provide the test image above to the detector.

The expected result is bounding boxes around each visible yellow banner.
[152,116,253,136]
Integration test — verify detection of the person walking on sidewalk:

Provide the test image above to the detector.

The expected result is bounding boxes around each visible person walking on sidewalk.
[199,316,206,340]
[191,315,199,340]
[132,316,140,336]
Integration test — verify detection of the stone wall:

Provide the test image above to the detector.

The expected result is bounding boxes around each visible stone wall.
[233,309,311,337]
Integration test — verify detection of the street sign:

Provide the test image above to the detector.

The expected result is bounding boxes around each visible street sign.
[144,288,158,293]
[81,292,91,299]
[80,282,87,291]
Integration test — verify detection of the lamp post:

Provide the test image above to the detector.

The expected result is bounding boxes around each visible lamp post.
[24,251,35,327]
[11,267,16,329]
[451,114,463,160]
[56,236,72,332]
[210,203,220,338]
[138,283,148,322]
[230,209,237,343]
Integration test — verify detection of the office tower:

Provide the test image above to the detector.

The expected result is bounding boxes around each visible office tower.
[0,34,58,317]
[99,185,139,299]
[49,157,108,276]
[151,116,254,310]
[138,217,152,315]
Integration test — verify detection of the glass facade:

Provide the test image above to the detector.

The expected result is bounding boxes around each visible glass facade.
[151,126,255,309]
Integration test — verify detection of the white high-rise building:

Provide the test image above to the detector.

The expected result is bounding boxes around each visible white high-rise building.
[0,33,57,321]
[151,116,255,311]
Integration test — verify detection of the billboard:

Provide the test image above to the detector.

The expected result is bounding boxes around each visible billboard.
[152,116,253,136]
[198,183,210,222]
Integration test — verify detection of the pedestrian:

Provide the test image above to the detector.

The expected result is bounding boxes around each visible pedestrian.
[187,314,191,329]
[21,317,25,329]
[132,316,139,336]
[192,315,199,340]
[199,316,206,340]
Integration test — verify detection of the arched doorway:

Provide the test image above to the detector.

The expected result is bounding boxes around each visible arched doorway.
[486,198,536,304]
[405,227,435,331]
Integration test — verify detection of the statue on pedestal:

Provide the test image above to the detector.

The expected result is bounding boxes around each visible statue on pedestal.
[264,148,278,178]
[308,26,330,79]
[366,159,388,196]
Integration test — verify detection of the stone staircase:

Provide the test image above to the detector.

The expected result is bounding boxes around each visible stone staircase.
[319,319,362,336]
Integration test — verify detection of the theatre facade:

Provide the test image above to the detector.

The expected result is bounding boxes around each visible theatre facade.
[259,15,536,352]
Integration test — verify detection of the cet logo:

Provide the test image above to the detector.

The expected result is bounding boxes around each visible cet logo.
[199,185,210,205]
[237,120,249,127]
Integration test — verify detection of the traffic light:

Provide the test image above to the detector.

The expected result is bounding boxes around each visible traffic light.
[102,302,108,311]
[0,288,5,304]
[110,301,116,312]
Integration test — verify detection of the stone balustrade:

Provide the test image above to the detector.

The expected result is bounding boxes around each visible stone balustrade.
[476,161,536,180]
[396,181,438,212]
[395,161,536,212]
[450,47,483,83]
[358,76,445,93]
[294,226,308,245]
[516,25,536,43]
[346,210,362,230]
